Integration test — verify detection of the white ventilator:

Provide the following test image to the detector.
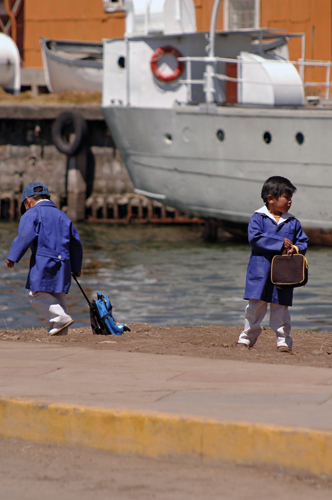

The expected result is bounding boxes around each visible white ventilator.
[0,32,20,94]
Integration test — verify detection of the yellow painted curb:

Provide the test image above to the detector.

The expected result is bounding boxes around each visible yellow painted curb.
[1,397,332,476]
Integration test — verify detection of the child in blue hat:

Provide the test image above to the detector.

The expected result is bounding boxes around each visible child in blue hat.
[6,182,83,336]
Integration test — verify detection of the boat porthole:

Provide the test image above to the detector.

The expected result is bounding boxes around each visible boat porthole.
[263,132,272,144]
[295,132,304,145]
[182,126,192,143]
[216,129,225,142]
[165,133,173,144]
[118,56,125,69]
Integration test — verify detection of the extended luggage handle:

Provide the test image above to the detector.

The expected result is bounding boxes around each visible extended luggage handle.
[72,274,91,306]
[72,273,131,334]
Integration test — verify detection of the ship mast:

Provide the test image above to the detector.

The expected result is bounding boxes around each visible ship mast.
[205,0,222,103]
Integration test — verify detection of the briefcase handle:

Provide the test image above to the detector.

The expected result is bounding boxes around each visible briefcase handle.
[282,244,299,256]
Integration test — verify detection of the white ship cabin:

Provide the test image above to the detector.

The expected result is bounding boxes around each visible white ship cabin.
[102,0,305,109]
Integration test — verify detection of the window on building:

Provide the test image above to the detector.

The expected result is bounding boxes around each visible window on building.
[224,0,260,30]
[103,0,125,13]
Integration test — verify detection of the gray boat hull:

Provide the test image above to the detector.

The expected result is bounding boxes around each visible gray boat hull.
[103,103,332,245]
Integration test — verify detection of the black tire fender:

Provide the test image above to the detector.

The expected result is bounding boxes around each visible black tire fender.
[52,111,88,155]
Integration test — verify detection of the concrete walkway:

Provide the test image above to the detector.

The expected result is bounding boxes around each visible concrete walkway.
[1,342,332,476]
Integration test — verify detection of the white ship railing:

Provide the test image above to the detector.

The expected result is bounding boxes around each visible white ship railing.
[294,59,332,100]
[179,55,332,103]
[201,0,332,103]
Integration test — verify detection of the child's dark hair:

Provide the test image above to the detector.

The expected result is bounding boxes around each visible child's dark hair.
[261,176,296,206]
[31,194,50,201]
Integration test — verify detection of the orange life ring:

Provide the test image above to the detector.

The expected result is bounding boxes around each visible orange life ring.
[150,45,185,83]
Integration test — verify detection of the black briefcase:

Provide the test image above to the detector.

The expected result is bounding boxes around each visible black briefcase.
[271,250,308,288]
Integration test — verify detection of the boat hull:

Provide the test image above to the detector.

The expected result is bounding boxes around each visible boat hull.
[102,103,332,245]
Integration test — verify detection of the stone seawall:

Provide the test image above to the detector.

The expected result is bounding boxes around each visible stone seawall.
[0,144,133,200]
[0,104,133,220]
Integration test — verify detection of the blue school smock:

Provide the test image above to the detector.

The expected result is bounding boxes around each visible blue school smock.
[7,200,83,294]
[243,206,308,306]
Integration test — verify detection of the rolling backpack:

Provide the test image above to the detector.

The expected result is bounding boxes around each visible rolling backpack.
[73,275,130,335]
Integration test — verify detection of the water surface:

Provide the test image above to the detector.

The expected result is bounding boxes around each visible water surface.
[0,222,331,331]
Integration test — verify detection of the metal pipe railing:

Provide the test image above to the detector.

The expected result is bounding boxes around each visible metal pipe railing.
[179,55,332,102]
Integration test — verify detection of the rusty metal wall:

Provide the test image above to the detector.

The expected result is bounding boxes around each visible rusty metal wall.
[261,0,332,63]
[23,0,332,69]
[23,0,224,67]
[23,0,126,67]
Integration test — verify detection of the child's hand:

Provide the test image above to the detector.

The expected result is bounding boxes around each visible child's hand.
[283,238,293,249]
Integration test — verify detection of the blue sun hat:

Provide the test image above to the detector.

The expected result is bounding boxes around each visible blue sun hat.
[21,182,50,214]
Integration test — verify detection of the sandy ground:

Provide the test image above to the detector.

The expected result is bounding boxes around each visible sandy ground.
[1,323,332,369]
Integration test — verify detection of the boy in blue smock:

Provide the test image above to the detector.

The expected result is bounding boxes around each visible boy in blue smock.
[237,176,308,353]
[6,182,83,336]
